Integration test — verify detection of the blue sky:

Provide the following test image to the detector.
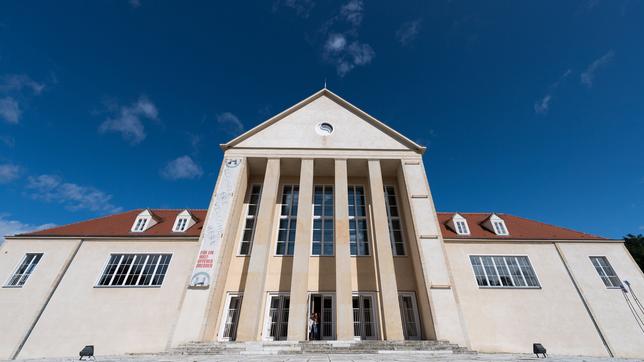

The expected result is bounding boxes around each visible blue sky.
[0,0,643,240]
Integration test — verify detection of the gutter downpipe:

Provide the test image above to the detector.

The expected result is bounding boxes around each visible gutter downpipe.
[11,238,84,360]
[554,242,614,357]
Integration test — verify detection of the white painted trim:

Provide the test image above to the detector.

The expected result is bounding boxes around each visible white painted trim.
[262,292,291,341]
[398,292,421,340]
[218,292,244,341]
[3,253,44,288]
[93,252,174,288]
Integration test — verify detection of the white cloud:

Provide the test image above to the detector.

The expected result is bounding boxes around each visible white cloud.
[98,96,158,144]
[396,19,422,46]
[0,163,21,183]
[534,69,572,115]
[26,175,121,213]
[0,215,56,243]
[160,155,203,180]
[0,74,45,95]
[319,0,373,77]
[0,97,20,123]
[272,0,315,18]
[340,0,363,27]
[534,94,552,115]
[216,112,244,135]
[581,50,615,88]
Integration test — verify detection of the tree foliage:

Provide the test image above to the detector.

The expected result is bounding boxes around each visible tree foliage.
[624,234,644,272]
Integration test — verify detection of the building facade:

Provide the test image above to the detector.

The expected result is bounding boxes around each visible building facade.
[2,89,644,359]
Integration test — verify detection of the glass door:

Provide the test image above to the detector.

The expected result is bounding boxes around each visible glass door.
[352,294,377,340]
[267,295,290,341]
[309,294,335,340]
[398,293,421,340]
[221,295,242,341]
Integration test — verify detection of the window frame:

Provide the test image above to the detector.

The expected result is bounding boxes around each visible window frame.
[3,253,44,288]
[468,254,541,289]
[589,256,622,289]
[218,292,243,341]
[94,252,173,288]
[384,185,406,256]
[348,184,371,257]
[311,184,335,256]
[172,217,189,232]
[238,184,262,256]
[275,184,299,256]
[132,217,149,232]
[492,220,509,236]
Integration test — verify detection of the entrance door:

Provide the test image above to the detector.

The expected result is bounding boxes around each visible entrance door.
[398,293,421,340]
[267,295,290,340]
[309,294,335,340]
[221,295,242,341]
[352,295,377,340]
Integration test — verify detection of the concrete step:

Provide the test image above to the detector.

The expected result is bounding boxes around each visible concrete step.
[169,340,475,355]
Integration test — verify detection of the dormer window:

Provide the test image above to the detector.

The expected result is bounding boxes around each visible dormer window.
[133,218,148,232]
[449,213,470,235]
[130,209,158,233]
[493,220,507,235]
[484,213,509,236]
[172,210,196,233]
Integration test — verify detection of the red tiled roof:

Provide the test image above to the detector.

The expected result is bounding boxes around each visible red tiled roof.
[13,209,608,241]
[437,212,607,240]
[17,209,207,238]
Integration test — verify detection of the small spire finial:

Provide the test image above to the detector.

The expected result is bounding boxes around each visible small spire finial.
[324,77,327,89]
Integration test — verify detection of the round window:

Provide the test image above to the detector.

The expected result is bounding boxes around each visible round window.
[317,122,334,135]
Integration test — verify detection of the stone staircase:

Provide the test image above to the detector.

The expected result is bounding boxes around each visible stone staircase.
[169,340,475,355]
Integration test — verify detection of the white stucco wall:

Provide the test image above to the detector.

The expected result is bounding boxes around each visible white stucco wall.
[445,241,610,357]
[558,242,644,358]
[17,239,198,359]
[0,239,80,360]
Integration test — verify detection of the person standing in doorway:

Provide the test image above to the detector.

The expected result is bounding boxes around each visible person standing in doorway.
[308,313,315,340]
[313,312,320,340]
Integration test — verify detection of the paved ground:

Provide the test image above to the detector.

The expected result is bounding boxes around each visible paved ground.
[11,353,643,362]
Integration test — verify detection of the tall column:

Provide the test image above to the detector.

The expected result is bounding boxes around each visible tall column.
[287,159,314,341]
[334,159,354,340]
[368,159,405,340]
[236,158,281,341]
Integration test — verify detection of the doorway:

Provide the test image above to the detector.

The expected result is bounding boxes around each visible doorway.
[352,294,378,340]
[219,294,242,341]
[308,294,335,340]
[398,292,421,340]
[266,294,290,341]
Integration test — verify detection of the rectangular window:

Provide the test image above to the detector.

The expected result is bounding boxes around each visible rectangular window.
[312,185,334,256]
[384,186,405,256]
[222,295,242,341]
[348,185,369,256]
[240,184,262,255]
[469,255,540,288]
[455,220,469,235]
[590,256,621,288]
[97,253,172,287]
[5,253,43,287]
[493,221,508,235]
[276,185,298,256]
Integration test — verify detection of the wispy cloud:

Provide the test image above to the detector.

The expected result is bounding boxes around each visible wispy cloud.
[216,112,244,135]
[581,50,615,88]
[26,174,121,213]
[272,0,314,18]
[396,19,422,46]
[0,163,21,183]
[0,74,45,95]
[534,69,572,115]
[98,96,159,144]
[129,0,141,8]
[0,97,20,123]
[0,214,56,243]
[319,0,374,77]
[0,135,15,147]
[160,155,203,180]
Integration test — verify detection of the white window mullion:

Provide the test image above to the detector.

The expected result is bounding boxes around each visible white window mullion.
[478,256,490,286]
[148,254,163,286]
[134,254,149,286]
[107,254,124,286]
[513,256,528,286]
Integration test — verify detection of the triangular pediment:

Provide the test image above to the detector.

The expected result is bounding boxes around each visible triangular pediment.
[221,89,425,153]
